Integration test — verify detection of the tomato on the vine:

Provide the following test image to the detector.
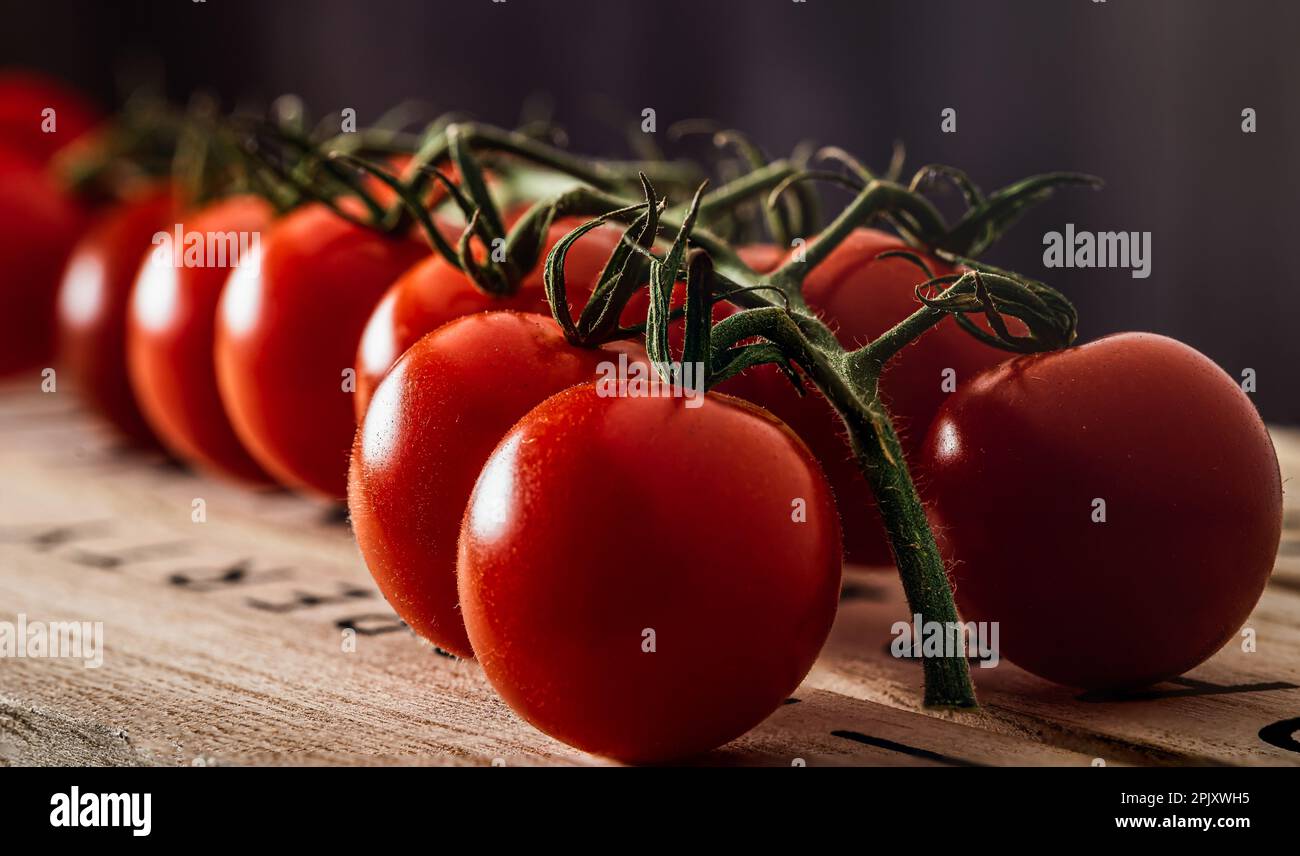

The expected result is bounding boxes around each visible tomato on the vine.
[350,311,645,657]
[127,194,275,483]
[458,383,842,762]
[726,228,1016,567]
[353,218,623,419]
[921,333,1282,690]
[215,202,428,500]
[56,182,176,446]
[0,145,88,376]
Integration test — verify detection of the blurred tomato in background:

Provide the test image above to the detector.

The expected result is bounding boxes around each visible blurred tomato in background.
[0,71,101,377]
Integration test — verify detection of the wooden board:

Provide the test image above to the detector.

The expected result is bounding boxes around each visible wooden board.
[2,381,1298,766]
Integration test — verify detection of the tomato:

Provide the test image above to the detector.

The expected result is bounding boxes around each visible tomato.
[458,383,842,762]
[352,214,771,422]
[736,242,788,274]
[56,183,176,446]
[353,219,623,419]
[921,333,1282,689]
[726,229,1016,567]
[0,71,100,164]
[350,311,645,657]
[215,203,428,499]
[0,145,88,375]
[127,194,275,483]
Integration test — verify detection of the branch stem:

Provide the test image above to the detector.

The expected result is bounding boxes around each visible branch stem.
[546,181,981,709]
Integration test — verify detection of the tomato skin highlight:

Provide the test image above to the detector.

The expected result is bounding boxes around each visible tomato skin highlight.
[351,311,645,657]
[458,384,842,763]
[352,219,623,420]
[726,229,1015,567]
[215,203,428,500]
[921,332,1282,690]
[127,194,275,484]
[0,146,88,376]
[56,183,176,446]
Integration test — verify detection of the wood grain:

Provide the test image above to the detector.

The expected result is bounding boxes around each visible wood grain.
[1,382,1297,766]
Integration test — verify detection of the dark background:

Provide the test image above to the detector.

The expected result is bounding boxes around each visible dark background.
[4,0,1297,422]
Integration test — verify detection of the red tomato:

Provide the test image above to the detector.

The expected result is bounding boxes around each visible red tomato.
[353,219,623,420]
[350,311,645,657]
[127,194,275,483]
[215,203,428,499]
[922,333,1282,689]
[0,145,87,375]
[736,242,788,274]
[0,71,100,164]
[57,183,176,446]
[726,229,1015,567]
[458,384,842,762]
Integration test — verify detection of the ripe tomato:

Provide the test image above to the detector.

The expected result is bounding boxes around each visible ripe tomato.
[127,194,275,483]
[458,384,842,762]
[215,203,427,499]
[353,219,623,419]
[736,242,787,274]
[0,71,100,164]
[350,311,645,657]
[57,183,176,446]
[922,333,1282,689]
[0,145,87,375]
[726,229,1015,567]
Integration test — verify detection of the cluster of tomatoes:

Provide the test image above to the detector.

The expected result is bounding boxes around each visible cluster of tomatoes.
[2,71,1283,763]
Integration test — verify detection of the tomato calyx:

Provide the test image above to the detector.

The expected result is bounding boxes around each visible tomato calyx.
[643,184,708,365]
[240,119,392,229]
[53,94,189,207]
[539,175,799,395]
[55,92,301,216]
[328,152,477,275]
[534,168,801,352]
[544,185,663,345]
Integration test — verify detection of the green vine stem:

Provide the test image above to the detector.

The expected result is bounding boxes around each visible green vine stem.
[540,174,1086,709]
[55,94,188,204]
[402,121,703,208]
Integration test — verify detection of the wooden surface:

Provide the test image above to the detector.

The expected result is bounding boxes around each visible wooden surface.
[2,381,1298,767]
